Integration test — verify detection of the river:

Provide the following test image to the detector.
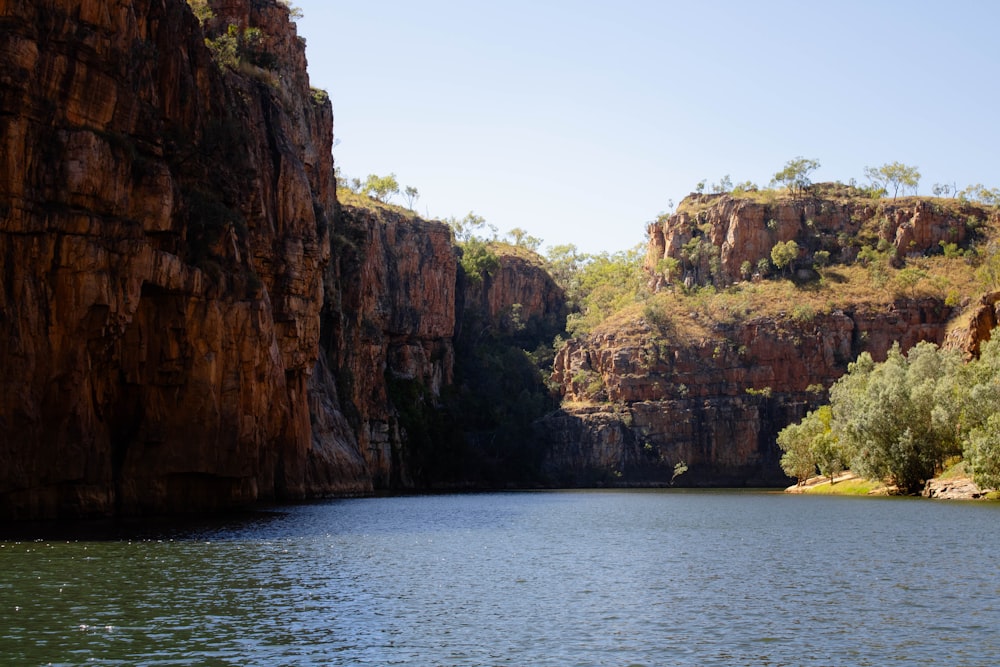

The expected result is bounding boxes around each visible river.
[2,490,998,666]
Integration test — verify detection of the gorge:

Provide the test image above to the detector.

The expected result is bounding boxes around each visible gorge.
[1,0,998,520]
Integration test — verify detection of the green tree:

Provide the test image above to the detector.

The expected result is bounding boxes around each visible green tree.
[777,409,822,484]
[459,238,500,283]
[362,173,400,203]
[506,227,542,251]
[446,211,496,243]
[830,342,962,493]
[770,240,799,276]
[958,183,1000,206]
[863,162,921,200]
[771,157,820,197]
[957,335,1000,488]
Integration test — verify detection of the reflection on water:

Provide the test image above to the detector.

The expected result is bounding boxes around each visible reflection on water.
[2,491,999,666]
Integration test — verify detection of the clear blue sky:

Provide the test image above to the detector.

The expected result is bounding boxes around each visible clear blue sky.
[292,0,1000,255]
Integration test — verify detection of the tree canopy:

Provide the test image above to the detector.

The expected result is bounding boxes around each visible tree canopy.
[777,335,1000,493]
[863,162,921,200]
[770,157,820,197]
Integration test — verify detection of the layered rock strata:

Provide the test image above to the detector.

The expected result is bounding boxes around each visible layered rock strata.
[0,0,333,518]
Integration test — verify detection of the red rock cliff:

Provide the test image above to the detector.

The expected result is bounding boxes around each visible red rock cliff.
[0,0,332,518]
[646,186,993,286]
[543,299,954,486]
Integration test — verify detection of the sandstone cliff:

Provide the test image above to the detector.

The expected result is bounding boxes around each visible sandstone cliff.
[646,184,993,286]
[537,186,995,488]
[0,0,568,518]
[542,300,954,486]
[0,0,334,518]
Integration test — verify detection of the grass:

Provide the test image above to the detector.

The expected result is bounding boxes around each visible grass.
[794,474,888,496]
[337,187,421,220]
[591,252,981,343]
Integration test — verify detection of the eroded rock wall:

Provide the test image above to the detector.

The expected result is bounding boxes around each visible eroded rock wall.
[0,0,332,518]
[542,300,954,486]
[646,189,992,285]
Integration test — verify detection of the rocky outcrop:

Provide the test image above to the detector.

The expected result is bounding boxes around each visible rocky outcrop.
[646,186,994,285]
[0,0,332,518]
[944,292,1000,358]
[541,300,954,486]
[922,476,988,500]
[308,205,459,491]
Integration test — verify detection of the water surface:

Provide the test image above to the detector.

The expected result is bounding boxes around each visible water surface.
[2,490,998,665]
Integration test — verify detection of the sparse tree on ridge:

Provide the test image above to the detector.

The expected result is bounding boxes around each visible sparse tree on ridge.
[863,162,921,200]
[771,157,820,197]
[446,211,496,243]
[506,228,542,251]
[404,186,419,210]
[362,173,400,203]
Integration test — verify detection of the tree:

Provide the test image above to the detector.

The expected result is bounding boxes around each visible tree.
[777,410,822,484]
[863,162,921,200]
[446,211,496,243]
[958,183,1000,206]
[770,240,799,276]
[711,175,733,194]
[506,227,542,251]
[829,342,962,493]
[770,157,820,197]
[404,186,419,210]
[362,173,400,203]
[778,405,846,485]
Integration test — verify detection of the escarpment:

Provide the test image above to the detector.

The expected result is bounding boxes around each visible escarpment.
[540,300,954,486]
[536,187,997,488]
[645,184,993,286]
[0,0,568,518]
[0,0,335,518]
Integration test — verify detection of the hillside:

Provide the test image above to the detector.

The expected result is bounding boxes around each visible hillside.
[537,185,999,487]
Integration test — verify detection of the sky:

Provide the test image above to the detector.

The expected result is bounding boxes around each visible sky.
[292,0,1000,256]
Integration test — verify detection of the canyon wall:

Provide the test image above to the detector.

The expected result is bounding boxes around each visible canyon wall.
[538,186,993,487]
[646,185,991,286]
[0,0,336,518]
[542,300,954,486]
[0,0,566,518]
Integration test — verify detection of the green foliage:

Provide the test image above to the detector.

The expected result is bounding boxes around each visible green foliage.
[974,242,1000,291]
[506,227,543,251]
[562,245,646,337]
[863,162,921,200]
[770,239,799,275]
[186,0,213,25]
[205,24,278,71]
[361,173,400,203]
[446,211,496,243]
[778,405,843,484]
[770,157,820,197]
[710,175,733,194]
[825,342,964,493]
[459,238,500,283]
[958,183,1000,207]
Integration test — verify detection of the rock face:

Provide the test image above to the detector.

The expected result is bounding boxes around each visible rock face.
[308,205,459,491]
[0,0,330,519]
[539,187,995,487]
[542,300,954,486]
[646,186,993,285]
[0,0,567,518]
